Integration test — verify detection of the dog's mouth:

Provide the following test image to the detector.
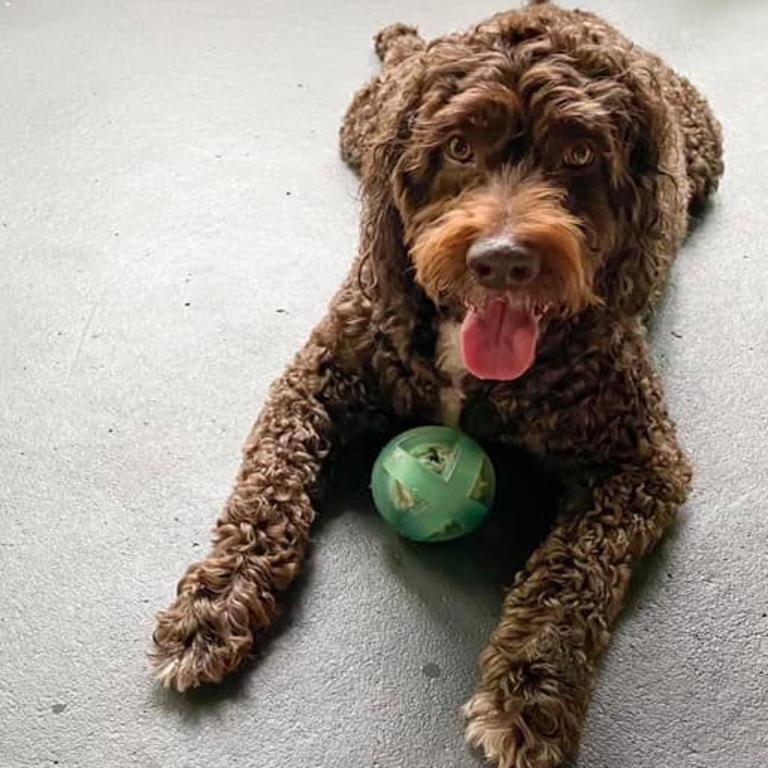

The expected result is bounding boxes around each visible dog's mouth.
[460,295,548,381]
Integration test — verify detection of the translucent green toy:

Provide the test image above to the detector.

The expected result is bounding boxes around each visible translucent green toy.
[370,426,496,542]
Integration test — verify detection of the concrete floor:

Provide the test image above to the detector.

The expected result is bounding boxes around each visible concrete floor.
[1,1,767,766]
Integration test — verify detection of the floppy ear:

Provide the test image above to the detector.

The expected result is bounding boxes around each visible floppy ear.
[357,54,426,322]
[360,141,411,310]
[598,68,688,317]
[353,54,444,412]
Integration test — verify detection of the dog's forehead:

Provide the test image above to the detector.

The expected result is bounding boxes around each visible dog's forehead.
[416,36,634,143]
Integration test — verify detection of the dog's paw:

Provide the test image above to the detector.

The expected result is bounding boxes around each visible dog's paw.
[149,591,251,691]
[464,685,580,768]
[149,556,275,691]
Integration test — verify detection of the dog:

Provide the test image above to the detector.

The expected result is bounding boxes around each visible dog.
[151,3,723,766]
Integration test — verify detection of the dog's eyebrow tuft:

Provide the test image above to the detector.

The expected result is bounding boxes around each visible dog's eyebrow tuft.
[416,83,521,149]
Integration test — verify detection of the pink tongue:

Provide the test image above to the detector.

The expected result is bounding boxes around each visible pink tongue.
[460,300,539,381]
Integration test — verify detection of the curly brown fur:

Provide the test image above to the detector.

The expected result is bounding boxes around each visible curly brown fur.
[152,3,722,765]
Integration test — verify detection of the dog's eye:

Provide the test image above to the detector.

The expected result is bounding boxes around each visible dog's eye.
[444,135,474,163]
[562,142,595,169]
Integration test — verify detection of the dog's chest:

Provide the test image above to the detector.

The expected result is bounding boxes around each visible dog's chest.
[434,320,468,427]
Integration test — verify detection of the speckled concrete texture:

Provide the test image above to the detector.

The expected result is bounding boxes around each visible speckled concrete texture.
[1,1,766,767]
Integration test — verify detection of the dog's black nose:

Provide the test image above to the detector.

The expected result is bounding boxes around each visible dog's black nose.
[466,237,540,289]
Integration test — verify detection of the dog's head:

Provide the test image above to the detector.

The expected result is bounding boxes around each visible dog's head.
[360,7,686,381]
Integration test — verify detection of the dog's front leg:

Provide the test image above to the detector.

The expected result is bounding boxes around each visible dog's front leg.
[150,336,373,692]
[465,392,692,767]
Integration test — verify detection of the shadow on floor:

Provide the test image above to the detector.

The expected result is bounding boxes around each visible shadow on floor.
[327,437,561,595]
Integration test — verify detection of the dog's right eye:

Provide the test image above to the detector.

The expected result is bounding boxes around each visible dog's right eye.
[562,141,596,169]
[444,135,474,163]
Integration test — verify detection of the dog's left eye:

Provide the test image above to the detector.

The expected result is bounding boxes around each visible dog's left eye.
[444,135,474,163]
[562,142,595,168]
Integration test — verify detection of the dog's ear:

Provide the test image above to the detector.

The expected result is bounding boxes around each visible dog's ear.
[355,55,441,411]
[358,57,425,312]
[598,66,688,318]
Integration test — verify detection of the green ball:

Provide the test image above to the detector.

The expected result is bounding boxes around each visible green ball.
[370,426,496,542]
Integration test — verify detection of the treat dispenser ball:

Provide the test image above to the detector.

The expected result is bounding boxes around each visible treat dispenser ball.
[370,426,496,542]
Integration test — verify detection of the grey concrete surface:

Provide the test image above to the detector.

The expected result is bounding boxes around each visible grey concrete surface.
[1,1,766,767]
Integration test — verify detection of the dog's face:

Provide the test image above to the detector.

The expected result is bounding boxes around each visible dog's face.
[365,20,680,381]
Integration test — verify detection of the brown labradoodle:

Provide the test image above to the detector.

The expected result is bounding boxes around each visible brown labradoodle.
[151,2,723,765]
